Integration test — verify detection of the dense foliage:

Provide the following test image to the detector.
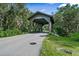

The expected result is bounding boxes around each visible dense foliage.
[53,4,79,36]
[0,3,32,37]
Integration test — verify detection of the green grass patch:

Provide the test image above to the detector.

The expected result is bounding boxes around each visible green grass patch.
[40,33,79,56]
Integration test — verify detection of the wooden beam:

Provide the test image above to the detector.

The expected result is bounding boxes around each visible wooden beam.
[49,22,52,33]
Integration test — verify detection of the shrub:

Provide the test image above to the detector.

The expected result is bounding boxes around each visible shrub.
[0,29,22,37]
[0,31,5,37]
[56,27,68,37]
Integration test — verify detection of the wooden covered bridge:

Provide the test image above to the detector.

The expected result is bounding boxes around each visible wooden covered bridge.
[28,11,54,33]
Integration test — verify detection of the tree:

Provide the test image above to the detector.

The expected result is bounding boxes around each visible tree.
[0,3,33,32]
[53,4,79,36]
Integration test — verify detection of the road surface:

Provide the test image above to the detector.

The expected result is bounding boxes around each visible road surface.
[0,33,47,56]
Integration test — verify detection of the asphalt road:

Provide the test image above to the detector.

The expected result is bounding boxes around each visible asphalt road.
[0,33,47,56]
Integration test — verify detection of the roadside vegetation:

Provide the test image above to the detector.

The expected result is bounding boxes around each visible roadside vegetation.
[40,33,79,56]
[0,29,22,37]
[40,4,79,56]
[0,3,32,37]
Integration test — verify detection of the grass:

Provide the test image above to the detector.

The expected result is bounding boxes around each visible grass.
[40,33,79,56]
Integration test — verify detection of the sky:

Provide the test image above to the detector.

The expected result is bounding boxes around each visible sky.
[26,3,64,15]
[26,3,79,15]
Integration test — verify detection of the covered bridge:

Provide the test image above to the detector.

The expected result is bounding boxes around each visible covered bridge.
[28,11,54,33]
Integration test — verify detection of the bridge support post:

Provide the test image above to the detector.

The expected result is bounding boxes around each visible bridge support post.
[49,22,52,33]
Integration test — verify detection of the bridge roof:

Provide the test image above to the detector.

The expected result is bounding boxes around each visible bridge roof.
[28,11,54,24]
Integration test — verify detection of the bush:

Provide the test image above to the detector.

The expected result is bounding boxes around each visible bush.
[0,29,22,37]
[0,31,5,37]
[56,27,68,37]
